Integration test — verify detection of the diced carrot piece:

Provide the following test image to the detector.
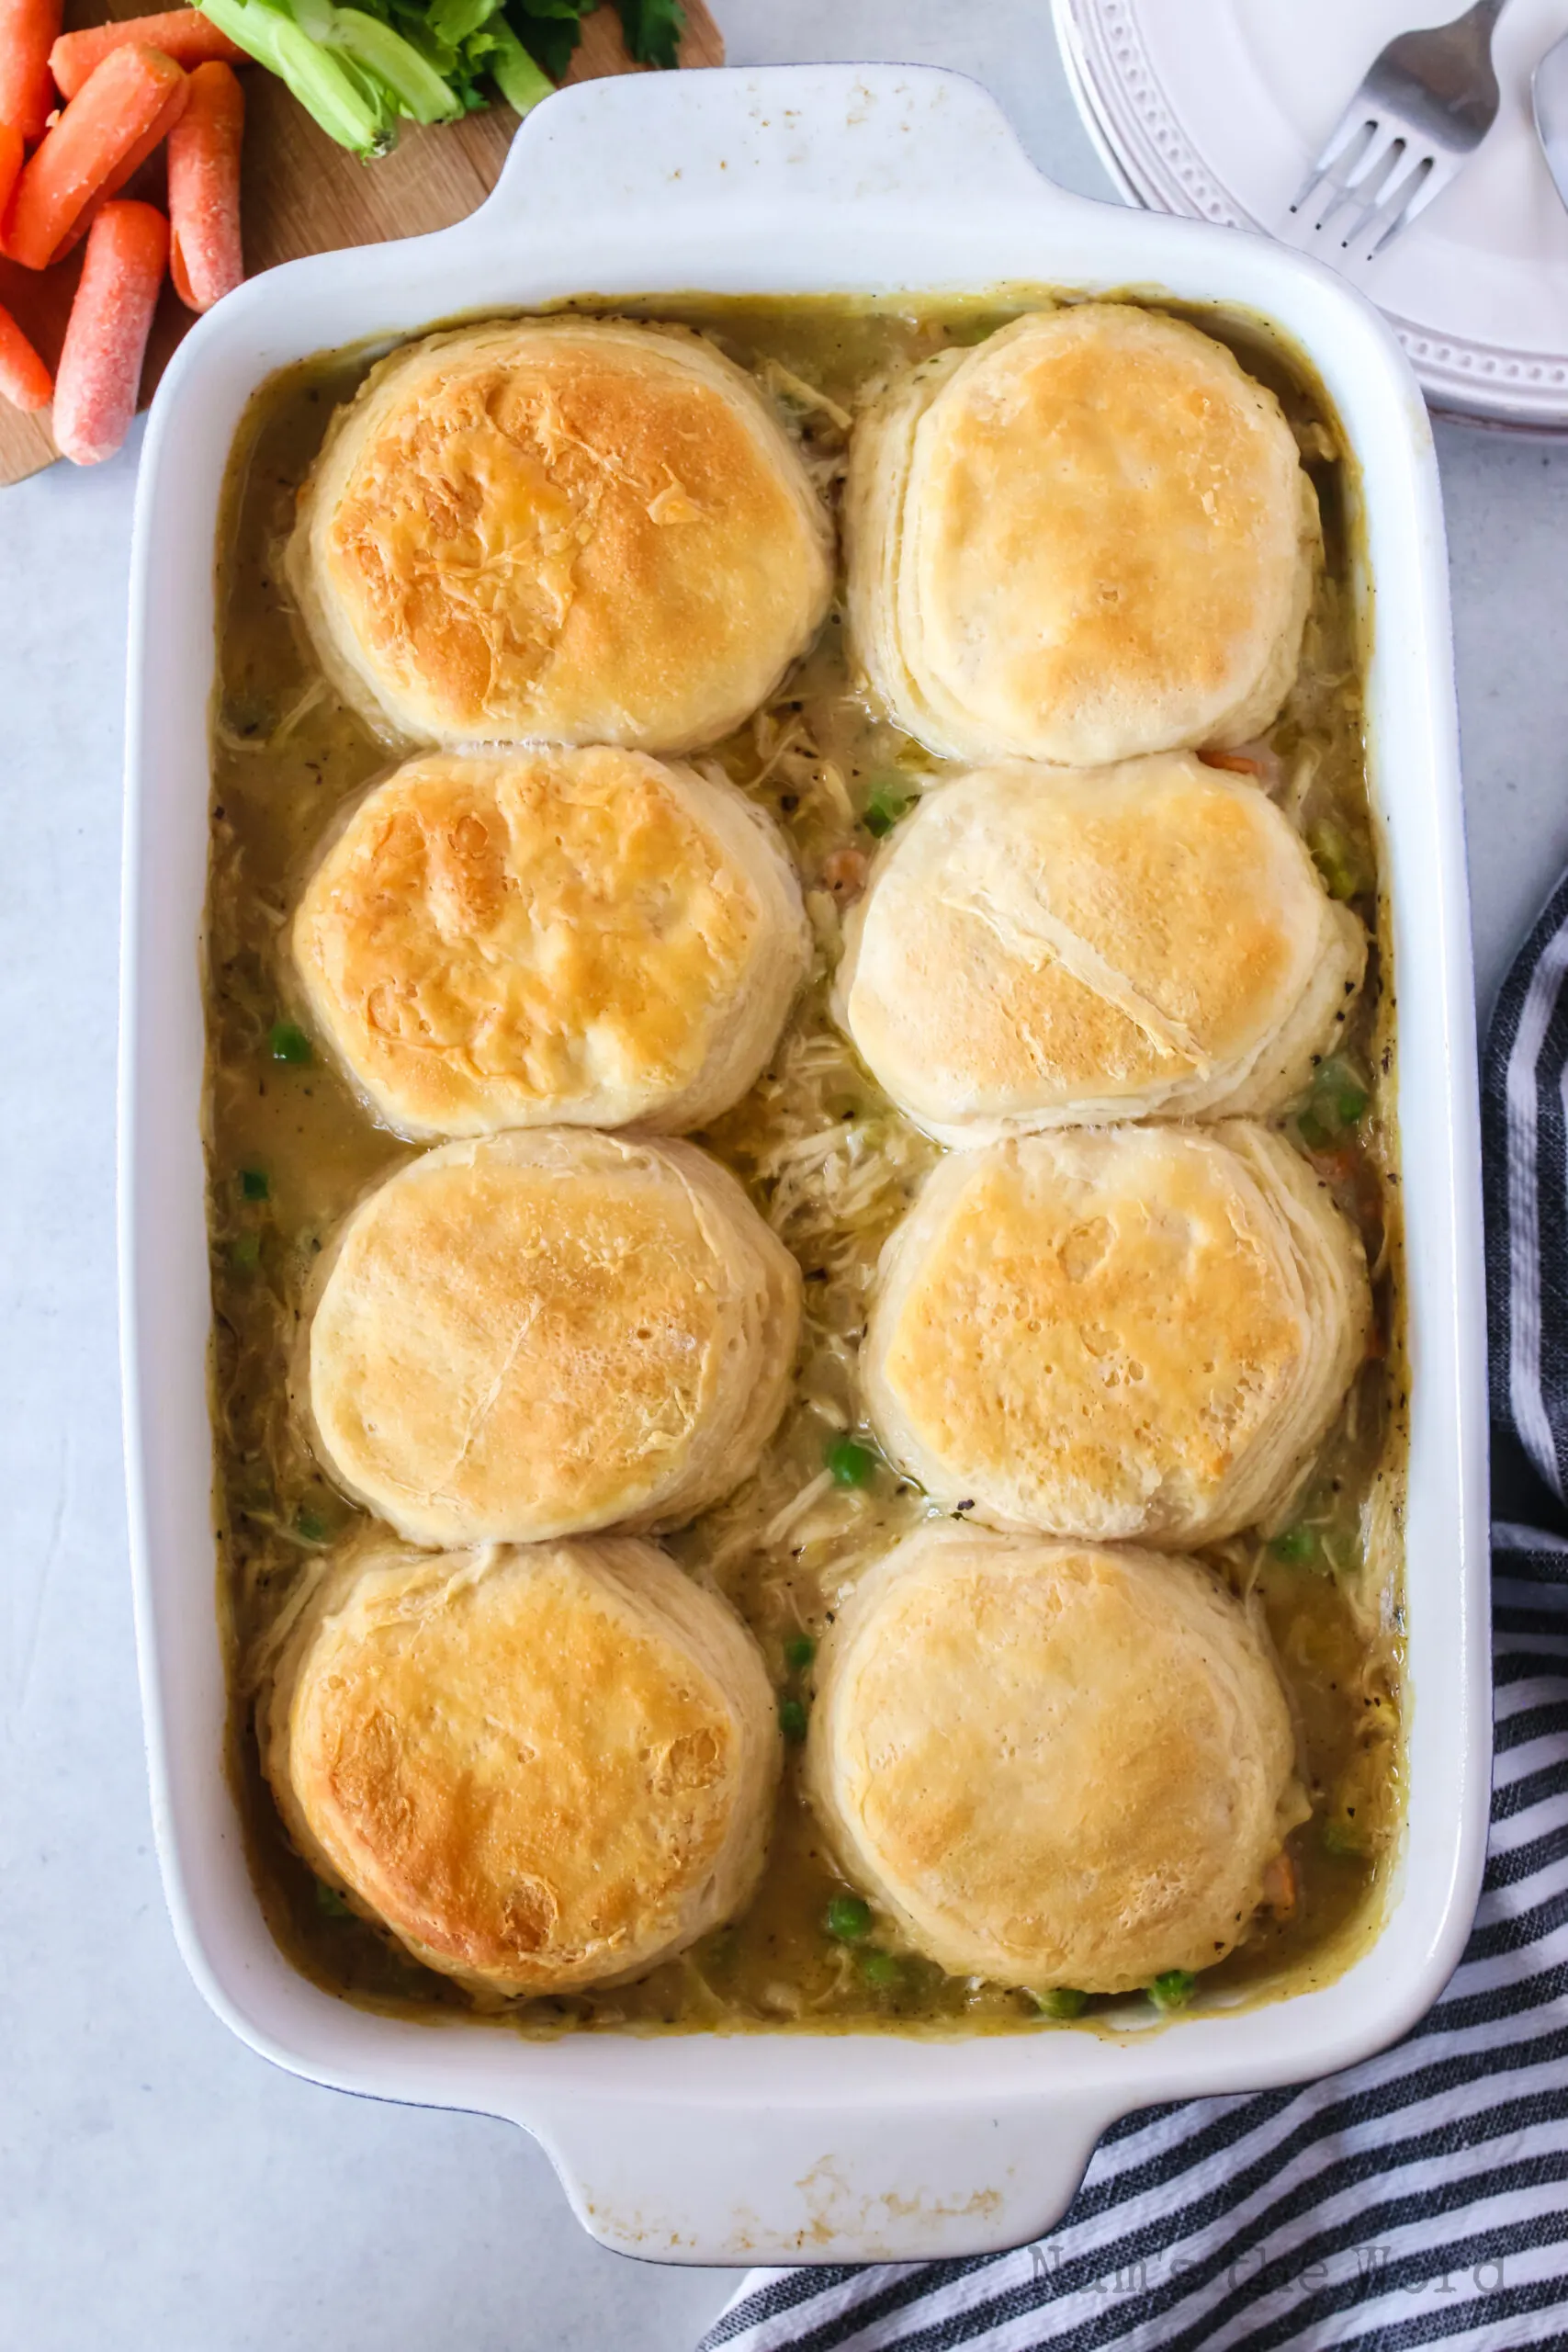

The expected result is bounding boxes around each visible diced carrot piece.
[52,197,167,464]
[1197,750,1266,776]
[1261,1849,1298,1917]
[0,0,62,146]
[821,844,869,901]
[6,46,187,272]
[51,9,245,102]
[0,295,51,408]
[167,60,242,311]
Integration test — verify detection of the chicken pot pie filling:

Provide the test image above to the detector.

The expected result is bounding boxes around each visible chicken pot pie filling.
[208,296,1402,2035]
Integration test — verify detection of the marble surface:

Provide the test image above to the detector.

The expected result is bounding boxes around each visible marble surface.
[3,6,1566,2346]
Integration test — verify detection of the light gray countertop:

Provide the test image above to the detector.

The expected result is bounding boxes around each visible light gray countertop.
[3,6,1564,2346]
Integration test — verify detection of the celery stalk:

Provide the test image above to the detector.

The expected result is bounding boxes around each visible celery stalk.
[197,0,393,153]
[481,19,554,116]
[197,0,615,154]
[330,9,465,121]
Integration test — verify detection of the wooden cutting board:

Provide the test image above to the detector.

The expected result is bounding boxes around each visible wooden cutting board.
[0,0,724,484]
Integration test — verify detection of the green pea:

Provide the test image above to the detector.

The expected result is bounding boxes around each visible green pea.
[1311,1057,1369,1134]
[824,1434,877,1487]
[861,776,912,838]
[1149,1970,1196,2012]
[1269,1524,1317,1566]
[778,1697,808,1744]
[1307,819,1371,903]
[1296,1108,1332,1153]
[268,1020,313,1066]
[295,1507,329,1544]
[857,1948,901,1986]
[314,1880,354,1918]
[1032,1987,1087,2020]
[826,1894,873,1942]
[784,1634,817,1673]
[230,1232,261,1272]
[239,1166,270,1201]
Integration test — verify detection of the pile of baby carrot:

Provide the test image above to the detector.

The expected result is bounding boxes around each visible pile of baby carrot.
[0,3,247,461]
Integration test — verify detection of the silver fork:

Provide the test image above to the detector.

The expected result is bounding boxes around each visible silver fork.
[1276,0,1510,275]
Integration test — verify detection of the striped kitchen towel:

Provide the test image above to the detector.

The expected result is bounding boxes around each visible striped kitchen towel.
[698,873,1568,2352]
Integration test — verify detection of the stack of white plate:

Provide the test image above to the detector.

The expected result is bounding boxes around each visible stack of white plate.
[1054,0,1568,431]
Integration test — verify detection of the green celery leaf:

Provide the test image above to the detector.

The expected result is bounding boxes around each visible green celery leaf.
[617,0,682,68]
[506,0,582,80]
[445,53,491,107]
[425,0,503,47]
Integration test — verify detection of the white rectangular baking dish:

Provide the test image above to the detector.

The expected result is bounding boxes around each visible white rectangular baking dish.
[120,62,1490,2267]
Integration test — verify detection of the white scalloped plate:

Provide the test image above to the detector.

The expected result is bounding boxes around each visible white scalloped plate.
[1054,0,1568,429]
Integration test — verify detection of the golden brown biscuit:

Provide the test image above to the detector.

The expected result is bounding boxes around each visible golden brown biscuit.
[304,1130,802,1547]
[263,1532,780,1996]
[834,754,1364,1141]
[291,745,808,1139]
[863,1124,1369,1544]
[847,304,1318,765]
[288,317,834,752]
[804,1524,1305,1993]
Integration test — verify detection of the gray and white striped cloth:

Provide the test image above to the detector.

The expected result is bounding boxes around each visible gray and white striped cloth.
[698,873,1568,2352]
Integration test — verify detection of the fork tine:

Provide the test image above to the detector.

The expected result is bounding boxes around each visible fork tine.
[1291,119,1404,237]
[1319,131,1409,239]
[1325,133,1419,245]
[1359,151,1448,261]
[1287,116,1377,222]
[1317,145,1457,280]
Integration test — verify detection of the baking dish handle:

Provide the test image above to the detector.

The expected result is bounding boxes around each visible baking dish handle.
[522,2090,1120,2266]
[477,61,1078,237]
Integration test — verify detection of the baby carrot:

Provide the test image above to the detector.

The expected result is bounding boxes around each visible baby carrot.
[0,120,24,244]
[167,60,242,310]
[0,0,62,146]
[52,197,167,464]
[7,45,188,272]
[51,9,245,101]
[0,297,51,409]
